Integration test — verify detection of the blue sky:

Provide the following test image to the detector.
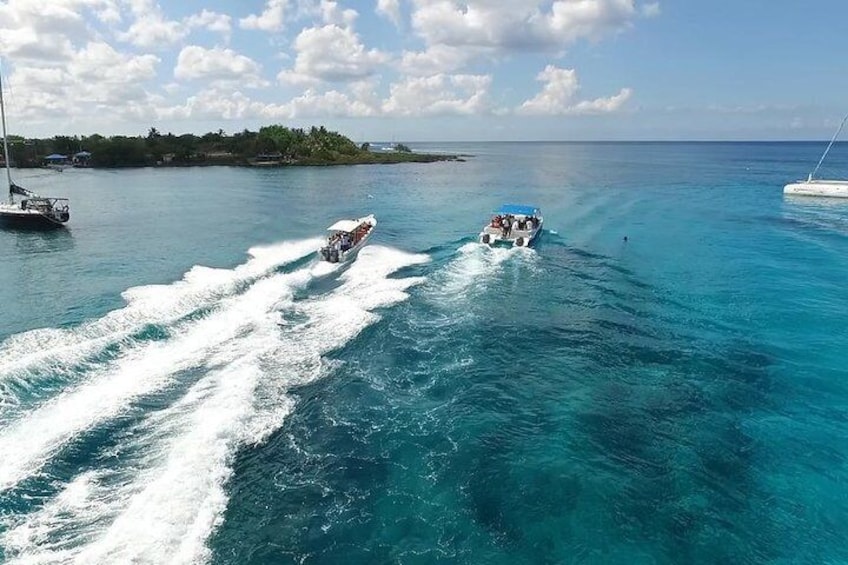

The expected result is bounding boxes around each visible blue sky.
[1,0,847,141]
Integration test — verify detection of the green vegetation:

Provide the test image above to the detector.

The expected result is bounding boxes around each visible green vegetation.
[5,125,459,168]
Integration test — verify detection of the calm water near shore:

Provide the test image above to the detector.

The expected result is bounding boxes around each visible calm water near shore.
[0,142,846,564]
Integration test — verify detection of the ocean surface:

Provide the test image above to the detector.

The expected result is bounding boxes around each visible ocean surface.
[0,142,846,564]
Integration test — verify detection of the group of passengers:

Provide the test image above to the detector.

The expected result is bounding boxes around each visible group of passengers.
[489,214,539,237]
[328,222,372,252]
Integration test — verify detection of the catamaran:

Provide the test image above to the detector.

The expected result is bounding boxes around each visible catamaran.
[319,214,376,263]
[0,61,70,228]
[784,113,848,198]
[479,204,543,247]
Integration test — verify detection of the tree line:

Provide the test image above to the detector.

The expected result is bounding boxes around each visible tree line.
[3,125,397,168]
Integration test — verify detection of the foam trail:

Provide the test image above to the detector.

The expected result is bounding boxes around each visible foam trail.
[0,238,321,393]
[0,265,317,493]
[2,246,428,565]
[428,242,521,303]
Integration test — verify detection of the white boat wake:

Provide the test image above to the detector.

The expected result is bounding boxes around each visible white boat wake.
[0,238,323,415]
[0,243,428,564]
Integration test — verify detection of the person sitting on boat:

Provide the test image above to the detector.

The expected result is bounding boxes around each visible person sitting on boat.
[501,216,511,237]
[491,215,501,228]
[512,218,520,233]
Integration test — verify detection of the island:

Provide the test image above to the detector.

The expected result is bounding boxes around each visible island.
[3,125,464,169]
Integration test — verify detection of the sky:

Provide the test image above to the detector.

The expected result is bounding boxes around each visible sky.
[1,0,847,141]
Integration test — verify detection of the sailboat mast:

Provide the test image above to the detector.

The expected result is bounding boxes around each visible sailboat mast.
[810,112,848,181]
[0,61,13,203]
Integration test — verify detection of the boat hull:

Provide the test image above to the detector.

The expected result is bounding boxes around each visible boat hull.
[784,180,848,198]
[319,214,377,263]
[479,222,543,247]
[319,235,372,263]
[0,207,68,229]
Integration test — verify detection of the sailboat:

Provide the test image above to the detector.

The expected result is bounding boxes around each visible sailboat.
[0,62,70,228]
[784,113,848,198]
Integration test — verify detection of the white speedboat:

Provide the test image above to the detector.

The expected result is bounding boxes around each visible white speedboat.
[784,113,848,198]
[319,214,377,263]
[479,204,543,247]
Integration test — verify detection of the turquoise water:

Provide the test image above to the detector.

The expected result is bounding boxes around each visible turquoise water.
[0,143,846,564]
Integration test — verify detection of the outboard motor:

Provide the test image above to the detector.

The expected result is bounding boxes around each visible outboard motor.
[481,233,491,245]
[329,249,340,263]
[514,236,525,247]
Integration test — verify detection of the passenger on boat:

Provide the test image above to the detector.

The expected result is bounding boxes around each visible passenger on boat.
[491,215,501,228]
[512,218,520,233]
[501,216,511,237]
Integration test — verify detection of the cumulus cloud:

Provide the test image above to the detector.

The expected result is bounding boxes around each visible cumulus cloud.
[376,0,401,26]
[175,46,265,87]
[317,0,358,26]
[518,65,631,115]
[117,0,188,49]
[410,0,641,51]
[6,41,159,120]
[398,44,476,76]
[279,24,388,84]
[0,0,105,61]
[240,0,289,31]
[185,10,232,40]
[382,74,492,116]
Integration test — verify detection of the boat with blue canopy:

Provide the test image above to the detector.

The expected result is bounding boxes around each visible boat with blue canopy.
[479,204,543,247]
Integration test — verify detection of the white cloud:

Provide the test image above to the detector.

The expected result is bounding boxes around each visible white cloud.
[279,24,388,84]
[117,0,187,48]
[0,0,107,61]
[240,0,289,32]
[317,0,358,26]
[265,89,376,118]
[185,10,232,39]
[376,0,401,26]
[398,44,476,76]
[642,2,661,17]
[158,89,259,121]
[6,41,159,121]
[410,0,640,51]
[382,74,492,116]
[518,65,631,115]
[175,46,265,87]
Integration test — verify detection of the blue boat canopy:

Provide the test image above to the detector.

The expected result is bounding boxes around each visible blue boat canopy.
[44,154,67,160]
[495,204,540,216]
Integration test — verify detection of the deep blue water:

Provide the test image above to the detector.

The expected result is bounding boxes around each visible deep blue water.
[0,142,847,564]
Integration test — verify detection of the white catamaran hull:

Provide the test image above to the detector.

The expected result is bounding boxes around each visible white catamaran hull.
[784,180,848,198]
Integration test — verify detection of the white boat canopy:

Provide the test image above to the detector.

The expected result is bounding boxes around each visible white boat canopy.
[326,219,361,233]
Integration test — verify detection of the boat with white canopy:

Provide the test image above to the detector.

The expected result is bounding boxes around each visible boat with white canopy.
[319,214,376,263]
[784,113,848,198]
[479,204,543,247]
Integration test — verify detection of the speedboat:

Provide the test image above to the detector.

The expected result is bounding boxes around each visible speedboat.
[479,204,543,247]
[319,214,377,263]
